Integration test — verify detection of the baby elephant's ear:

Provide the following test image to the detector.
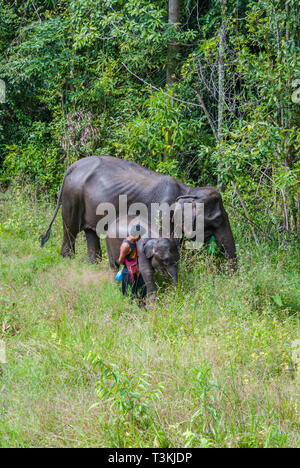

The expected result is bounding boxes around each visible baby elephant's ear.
[143,239,157,259]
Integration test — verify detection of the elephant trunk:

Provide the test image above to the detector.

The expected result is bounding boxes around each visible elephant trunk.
[214,213,238,271]
[167,265,178,288]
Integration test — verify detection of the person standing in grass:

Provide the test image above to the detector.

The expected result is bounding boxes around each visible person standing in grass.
[117,224,146,299]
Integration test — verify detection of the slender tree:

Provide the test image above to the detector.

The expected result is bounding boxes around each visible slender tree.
[217,0,226,144]
[166,0,181,85]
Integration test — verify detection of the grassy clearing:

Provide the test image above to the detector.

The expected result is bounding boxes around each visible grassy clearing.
[0,187,299,448]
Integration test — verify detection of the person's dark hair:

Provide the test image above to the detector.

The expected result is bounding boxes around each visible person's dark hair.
[129,223,146,238]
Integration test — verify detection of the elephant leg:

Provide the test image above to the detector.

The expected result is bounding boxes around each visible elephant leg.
[60,225,77,258]
[214,215,237,271]
[105,239,119,280]
[60,196,83,259]
[85,229,102,263]
[139,266,157,299]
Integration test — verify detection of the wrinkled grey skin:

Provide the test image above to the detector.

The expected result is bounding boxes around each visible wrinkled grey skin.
[106,216,179,298]
[41,155,237,268]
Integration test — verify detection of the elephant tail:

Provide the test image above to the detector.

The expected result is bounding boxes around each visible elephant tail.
[40,167,71,247]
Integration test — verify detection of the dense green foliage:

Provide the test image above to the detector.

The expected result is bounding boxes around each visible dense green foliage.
[0,0,299,241]
[0,190,299,447]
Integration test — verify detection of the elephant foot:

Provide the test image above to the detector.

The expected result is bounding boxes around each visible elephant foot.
[60,249,75,259]
[226,258,238,273]
[87,255,102,264]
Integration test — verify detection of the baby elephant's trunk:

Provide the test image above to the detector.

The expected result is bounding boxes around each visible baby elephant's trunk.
[167,264,178,288]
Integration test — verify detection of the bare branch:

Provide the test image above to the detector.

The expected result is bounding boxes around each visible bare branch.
[121,62,202,108]
[194,87,218,139]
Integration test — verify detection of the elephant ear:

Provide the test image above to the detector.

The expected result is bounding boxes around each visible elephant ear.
[143,239,157,259]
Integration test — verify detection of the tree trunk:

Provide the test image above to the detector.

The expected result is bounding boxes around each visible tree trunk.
[217,0,227,188]
[217,0,226,141]
[166,0,181,85]
[163,1,181,162]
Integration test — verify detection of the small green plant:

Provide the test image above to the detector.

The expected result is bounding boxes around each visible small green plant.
[206,236,220,256]
[189,363,220,440]
[87,353,164,430]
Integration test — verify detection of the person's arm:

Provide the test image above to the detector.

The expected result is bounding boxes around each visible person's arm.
[118,242,131,266]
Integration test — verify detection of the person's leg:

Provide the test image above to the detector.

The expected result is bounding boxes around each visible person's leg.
[130,274,139,298]
[122,271,146,301]
[122,267,131,296]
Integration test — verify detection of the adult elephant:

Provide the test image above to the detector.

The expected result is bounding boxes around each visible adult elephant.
[106,215,179,298]
[40,155,237,268]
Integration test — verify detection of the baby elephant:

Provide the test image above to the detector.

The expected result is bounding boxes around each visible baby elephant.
[106,216,179,300]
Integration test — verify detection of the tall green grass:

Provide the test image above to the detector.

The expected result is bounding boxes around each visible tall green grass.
[0,187,299,447]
